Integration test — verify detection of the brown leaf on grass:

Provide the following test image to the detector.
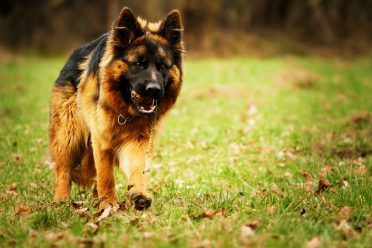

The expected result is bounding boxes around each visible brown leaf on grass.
[97,208,111,222]
[337,220,355,238]
[71,201,87,208]
[73,207,89,215]
[349,112,372,126]
[240,225,255,238]
[30,182,37,189]
[13,206,31,216]
[119,200,131,211]
[274,69,319,89]
[79,239,95,247]
[320,166,333,177]
[246,220,260,230]
[306,237,320,248]
[6,190,18,196]
[284,172,293,178]
[316,178,332,194]
[229,143,241,155]
[29,229,38,238]
[0,193,7,201]
[271,183,284,197]
[195,239,212,248]
[11,153,23,162]
[120,233,129,242]
[354,165,368,175]
[199,209,226,219]
[340,179,350,189]
[267,204,278,214]
[301,171,313,181]
[337,206,352,221]
[9,182,17,191]
[44,231,69,242]
[85,222,99,233]
[143,232,153,239]
[300,208,306,216]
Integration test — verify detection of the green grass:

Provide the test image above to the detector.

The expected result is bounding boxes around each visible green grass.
[0,55,371,247]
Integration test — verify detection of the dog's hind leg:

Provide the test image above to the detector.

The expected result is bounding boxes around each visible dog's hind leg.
[49,85,87,202]
[71,139,97,190]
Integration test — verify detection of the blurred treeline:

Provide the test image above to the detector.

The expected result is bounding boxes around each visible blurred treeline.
[0,0,371,56]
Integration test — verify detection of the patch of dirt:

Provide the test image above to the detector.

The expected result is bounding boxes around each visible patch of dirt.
[313,112,372,159]
[189,85,249,100]
[274,68,320,89]
[348,112,372,129]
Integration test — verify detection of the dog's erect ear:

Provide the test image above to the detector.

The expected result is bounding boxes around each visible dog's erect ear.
[159,10,183,45]
[112,7,143,47]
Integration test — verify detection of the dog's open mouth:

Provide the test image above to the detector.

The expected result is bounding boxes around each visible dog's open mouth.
[130,90,157,114]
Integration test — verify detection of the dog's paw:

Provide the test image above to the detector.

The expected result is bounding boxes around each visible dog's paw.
[99,199,119,211]
[129,191,152,210]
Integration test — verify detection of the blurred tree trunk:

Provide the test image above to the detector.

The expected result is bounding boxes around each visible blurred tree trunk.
[0,0,370,53]
[107,0,120,28]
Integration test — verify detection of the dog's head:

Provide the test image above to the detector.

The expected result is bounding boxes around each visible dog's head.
[101,7,184,116]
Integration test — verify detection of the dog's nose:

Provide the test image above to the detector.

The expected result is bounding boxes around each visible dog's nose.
[145,82,162,99]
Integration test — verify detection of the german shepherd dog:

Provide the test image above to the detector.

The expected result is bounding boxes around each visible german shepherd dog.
[49,7,183,211]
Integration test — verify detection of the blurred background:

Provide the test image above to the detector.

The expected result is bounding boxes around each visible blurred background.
[0,0,371,57]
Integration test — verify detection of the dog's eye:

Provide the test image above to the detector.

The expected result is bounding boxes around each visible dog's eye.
[135,62,142,68]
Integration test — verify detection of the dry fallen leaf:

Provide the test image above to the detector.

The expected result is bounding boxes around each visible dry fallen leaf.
[97,208,111,221]
[271,183,284,196]
[44,231,69,242]
[340,179,350,189]
[11,153,23,162]
[300,208,306,216]
[267,204,278,214]
[13,206,31,216]
[143,232,152,239]
[316,178,332,194]
[284,172,293,178]
[200,209,226,219]
[9,183,17,191]
[337,206,352,221]
[246,220,259,230]
[240,225,255,238]
[197,239,212,248]
[354,165,368,175]
[85,222,99,233]
[320,166,333,177]
[30,182,37,189]
[72,201,87,208]
[73,207,89,215]
[229,143,241,155]
[306,237,320,248]
[301,171,313,181]
[337,220,355,238]
[79,239,94,247]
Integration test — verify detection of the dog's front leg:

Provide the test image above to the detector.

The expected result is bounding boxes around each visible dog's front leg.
[92,138,118,210]
[119,141,152,210]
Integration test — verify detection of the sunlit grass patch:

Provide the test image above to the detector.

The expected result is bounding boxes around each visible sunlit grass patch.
[0,55,371,247]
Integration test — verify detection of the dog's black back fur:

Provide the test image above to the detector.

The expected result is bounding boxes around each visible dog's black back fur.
[55,33,108,90]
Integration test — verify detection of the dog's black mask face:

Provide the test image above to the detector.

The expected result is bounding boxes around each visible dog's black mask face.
[123,38,172,114]
[110,7,183,115]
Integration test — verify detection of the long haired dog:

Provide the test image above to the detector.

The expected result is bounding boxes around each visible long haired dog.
[49,7,184,210]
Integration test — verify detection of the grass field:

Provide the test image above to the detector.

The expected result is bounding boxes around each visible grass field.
[0,55,371,247]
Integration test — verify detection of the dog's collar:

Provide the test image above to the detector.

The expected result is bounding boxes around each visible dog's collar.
[117,114,132,125]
